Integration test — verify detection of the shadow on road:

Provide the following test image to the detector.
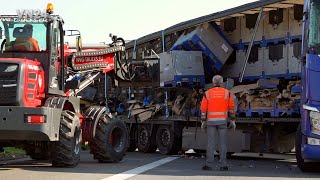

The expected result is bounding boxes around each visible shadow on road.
[0,151,319,179]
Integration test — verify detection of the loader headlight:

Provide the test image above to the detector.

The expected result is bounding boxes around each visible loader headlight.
[310,111,320,134]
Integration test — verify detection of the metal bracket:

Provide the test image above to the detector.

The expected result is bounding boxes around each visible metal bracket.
[239,7,264,82]
[71,46,125,71]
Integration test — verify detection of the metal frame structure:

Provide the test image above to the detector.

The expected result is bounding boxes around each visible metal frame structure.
[126,0,304,52]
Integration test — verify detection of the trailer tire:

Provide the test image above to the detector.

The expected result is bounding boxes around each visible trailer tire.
[52,110,81,167]
[136,124,157,153]
[295,124,314,172]
[127,125,137,152]
[194,149,206,155]
[91,116,128,163]
[156,125,181,155]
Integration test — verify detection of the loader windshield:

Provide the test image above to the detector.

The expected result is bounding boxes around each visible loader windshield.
[0,20,47,52]
[309,1,320,50]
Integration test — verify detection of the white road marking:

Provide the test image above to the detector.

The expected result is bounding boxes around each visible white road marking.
[102,156,179,180]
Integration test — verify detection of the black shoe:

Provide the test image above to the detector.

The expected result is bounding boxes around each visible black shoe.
[220,166,228,171]
[202,165,213,171]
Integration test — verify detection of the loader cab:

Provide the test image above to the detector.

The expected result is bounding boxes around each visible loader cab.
[0,15,67,107]
[0,21,48,52]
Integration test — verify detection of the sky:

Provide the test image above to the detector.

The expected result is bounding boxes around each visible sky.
[1,0,257,44]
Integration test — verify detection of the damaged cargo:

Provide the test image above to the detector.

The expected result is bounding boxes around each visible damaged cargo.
[80,0,304,156]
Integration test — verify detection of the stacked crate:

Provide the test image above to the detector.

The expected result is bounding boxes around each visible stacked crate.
[222,45,263,79]
[159,51,205,87]
[263,8,289,42]
[287,41,302,76]
[262,43,288,78]
[171,22,234,74]
[288,5,303,38]
[221,17,241,44]
[240,13,264,43]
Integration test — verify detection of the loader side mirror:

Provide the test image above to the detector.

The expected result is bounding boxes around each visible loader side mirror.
[76,36,82,52]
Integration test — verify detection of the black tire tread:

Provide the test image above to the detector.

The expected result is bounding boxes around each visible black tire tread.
[127,125,137,152]
[51,110,80,167]
[25,143,49,160]
[90,116,128,163]
[295,124,317,172]
[156,125,182,155]
[136,124,157,153]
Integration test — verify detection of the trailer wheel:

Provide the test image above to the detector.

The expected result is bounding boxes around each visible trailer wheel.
[136,124,157,153]
[194,149,206,155]
[126,124,137,152]
[156,125,181,155]
[295,124,315,172]
[52,110,81,167]
[227,152,235,159]
[91,116,128,163]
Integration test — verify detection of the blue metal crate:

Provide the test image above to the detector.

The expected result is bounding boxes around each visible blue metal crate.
[172,36,225,72]
[237,107,274,117]
[238,101,301,118]
[163,75,205,88]
[291,85,302,94]
[171,22,233,73]
[261,36,289,47]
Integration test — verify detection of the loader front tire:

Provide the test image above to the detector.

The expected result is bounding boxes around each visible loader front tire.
[51,110,81,167]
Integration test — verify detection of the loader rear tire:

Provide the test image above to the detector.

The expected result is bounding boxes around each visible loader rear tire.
[91,116,128,163]
[51,110,81,167]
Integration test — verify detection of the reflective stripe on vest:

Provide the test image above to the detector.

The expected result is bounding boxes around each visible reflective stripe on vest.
[207,118,227,121]
[207,112,228,115]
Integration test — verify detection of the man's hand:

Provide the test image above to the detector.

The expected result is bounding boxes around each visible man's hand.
[201,115,206,120]
[228,120,236,131]
[201,120,207,133]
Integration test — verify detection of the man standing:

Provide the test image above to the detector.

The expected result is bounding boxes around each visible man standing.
[200,75,236,171]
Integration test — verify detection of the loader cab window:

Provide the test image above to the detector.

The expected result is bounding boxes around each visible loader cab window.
[0,21,47,52]
[308,1,320,51]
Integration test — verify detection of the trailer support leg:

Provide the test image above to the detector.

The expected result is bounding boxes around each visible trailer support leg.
[128,87,132,119]
[165,91,169,119]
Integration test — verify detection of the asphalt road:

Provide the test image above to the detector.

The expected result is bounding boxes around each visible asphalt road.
[0,150,319,180]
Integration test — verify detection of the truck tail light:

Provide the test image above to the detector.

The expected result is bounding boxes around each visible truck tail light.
[26,115,46,124]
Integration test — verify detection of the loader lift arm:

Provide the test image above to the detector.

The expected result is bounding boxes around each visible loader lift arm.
[65,36,126,97]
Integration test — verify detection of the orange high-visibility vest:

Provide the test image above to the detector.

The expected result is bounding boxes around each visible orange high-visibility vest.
[200,87,235,125]
[27,38,40,51]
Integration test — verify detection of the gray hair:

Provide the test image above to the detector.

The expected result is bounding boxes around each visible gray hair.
[212,75,223,86]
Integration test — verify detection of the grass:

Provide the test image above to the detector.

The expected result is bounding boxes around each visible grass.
[0,147,25,155]
[81,143,90,151]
